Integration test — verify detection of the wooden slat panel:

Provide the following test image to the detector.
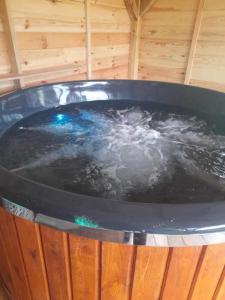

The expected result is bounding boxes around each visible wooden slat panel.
[14,217,50,300]
[139,0,197,83]
[138,64,184,82]
[0,208,31,300]
[17,32,85,50]
[19,48,86,71]
[92,33,130,46]
[190,79,225,93]
[101,242,135,300]
[0,228,14,299]
[161,247,202,300]
[10,0,85,25]
[92,65,129,79]
[24,72,87,88]
[69,235,100,300]
[131,246,169,300]
[190,244,225,300]
[40,225,70,300]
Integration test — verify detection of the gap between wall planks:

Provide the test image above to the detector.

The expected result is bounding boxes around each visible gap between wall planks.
[1,0,24,89]
[184,0,206,85]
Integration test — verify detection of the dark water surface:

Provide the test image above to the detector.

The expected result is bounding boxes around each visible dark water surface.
[1,100,225,203]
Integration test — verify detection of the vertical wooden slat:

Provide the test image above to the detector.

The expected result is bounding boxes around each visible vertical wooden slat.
[131,246,169,300]
[212,265,225,300]
[40,225,69,300]
[101,242,135,300]
[63,233,73,300]
[184,0,205,84]
[85,0,92,80]
[0,208,32,300]
[189,244,225,300]
[69,235,100,300]
[0,228,14,299]
[161,246,202,300]
[14,216,50,300]
[1,0,23,88]
[129,0,141,79]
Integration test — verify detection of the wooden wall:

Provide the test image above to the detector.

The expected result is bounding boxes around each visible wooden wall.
[0,0,130,94]
[1,0,225,95]
[138,0,225,93]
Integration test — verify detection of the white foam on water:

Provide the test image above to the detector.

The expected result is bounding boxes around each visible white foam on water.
[12,107,225,198]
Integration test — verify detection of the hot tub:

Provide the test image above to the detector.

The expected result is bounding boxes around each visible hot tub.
[0,80,225,300]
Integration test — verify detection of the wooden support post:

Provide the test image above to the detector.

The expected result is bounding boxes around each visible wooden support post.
[126,0,156,79]
[129,14,141,79]
[184,0,205,84]
[85,0,92,80]
[1,0,24,89]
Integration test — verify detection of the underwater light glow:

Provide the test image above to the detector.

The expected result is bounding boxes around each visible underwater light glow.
[54,113,72,125]
[56,114,65,121]
[74,216,99,228]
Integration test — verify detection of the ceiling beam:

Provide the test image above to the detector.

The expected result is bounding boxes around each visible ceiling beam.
[124,0,138,22]
[140,0,156,17]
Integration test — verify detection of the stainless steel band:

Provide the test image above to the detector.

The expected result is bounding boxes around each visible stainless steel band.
[2,198,225,247]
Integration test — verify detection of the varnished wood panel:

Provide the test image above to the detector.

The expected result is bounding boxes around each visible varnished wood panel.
[15,218,50,300]
[69,235,100,300]
[40,225,70,300]
[0,208,31,300]
[1,207,225,300]
[101,242,135,300]
[161,246,203,300]
[190,244,225,300]
[131,246,169,300]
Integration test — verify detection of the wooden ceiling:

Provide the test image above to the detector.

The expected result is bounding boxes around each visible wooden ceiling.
[124,0,156,21]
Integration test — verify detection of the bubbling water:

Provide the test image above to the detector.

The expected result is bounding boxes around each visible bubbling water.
[1,101,225,203]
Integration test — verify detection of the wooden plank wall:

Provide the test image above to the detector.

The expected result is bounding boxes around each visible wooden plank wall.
[138,0,225,93]
[0,0,130,95]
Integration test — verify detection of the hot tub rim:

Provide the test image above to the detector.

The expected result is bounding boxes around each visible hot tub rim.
[1,80,225,246]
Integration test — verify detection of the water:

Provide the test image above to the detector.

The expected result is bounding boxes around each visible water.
[0,100,225,203]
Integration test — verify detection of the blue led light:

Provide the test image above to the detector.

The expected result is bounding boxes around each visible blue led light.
[56,114,65,121]
[54,113,71,125]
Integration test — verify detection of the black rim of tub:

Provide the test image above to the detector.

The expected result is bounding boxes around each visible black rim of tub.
[1,80,225,246]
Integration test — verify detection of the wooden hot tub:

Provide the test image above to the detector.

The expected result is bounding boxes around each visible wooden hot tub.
[1,80,225,300]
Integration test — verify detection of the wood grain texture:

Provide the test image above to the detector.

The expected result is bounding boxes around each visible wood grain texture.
[1,207,225,300]
[131,246,169,300]
[189,244,225,300]
[184,0,205,84]
[40,225,70,300]
[101,242,135,300]
[0,0,130,93]
[69,235,100,300]
[0,208,31,300]
[161,246,203,300]
[14,217,50,300]
[1,0,23,88]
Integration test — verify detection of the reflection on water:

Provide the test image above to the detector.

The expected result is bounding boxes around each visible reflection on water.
[0,100,225,203]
